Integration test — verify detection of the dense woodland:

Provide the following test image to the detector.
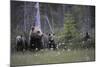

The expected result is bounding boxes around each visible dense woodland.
[10,1,95,66]
[11,1,95,51]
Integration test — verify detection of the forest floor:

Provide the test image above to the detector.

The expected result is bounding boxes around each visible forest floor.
[11,48,95,66]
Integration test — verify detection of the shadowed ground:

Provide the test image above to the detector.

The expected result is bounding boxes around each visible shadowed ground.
[11,48,95,66]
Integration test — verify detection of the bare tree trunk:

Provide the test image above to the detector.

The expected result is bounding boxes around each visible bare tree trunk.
[34,2,41,29]
[24,2,26,33]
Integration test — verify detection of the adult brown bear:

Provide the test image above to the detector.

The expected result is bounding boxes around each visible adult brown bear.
[29,26,43,51]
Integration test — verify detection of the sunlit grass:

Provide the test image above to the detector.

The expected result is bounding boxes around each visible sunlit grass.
[11,48,95,66]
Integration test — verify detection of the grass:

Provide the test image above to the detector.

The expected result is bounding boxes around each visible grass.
[11,48,95,66]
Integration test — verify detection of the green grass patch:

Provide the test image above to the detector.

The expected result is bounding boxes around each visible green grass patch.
[11,48,95,66]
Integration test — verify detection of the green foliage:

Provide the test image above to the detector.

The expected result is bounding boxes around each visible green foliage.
[57,13,79,43]
[64,14,78,40]
[55,13,82,49]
